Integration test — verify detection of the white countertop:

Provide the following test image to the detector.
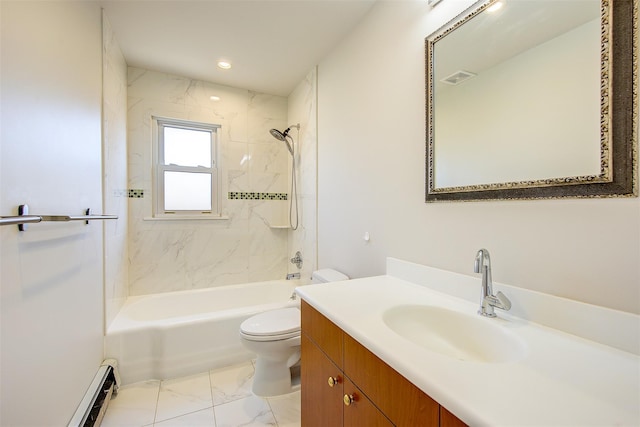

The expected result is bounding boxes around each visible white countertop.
[296,274,640,426]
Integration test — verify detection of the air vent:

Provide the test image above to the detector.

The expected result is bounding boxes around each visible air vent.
[441,70,477,85]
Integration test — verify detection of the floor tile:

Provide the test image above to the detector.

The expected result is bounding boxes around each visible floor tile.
[267,390,301,427]
[214,395,276,427]
[155,372,214,423]
[210,361,255,406]
[153,408,215,426]
[104,363,302,427]
[101,380,160,427]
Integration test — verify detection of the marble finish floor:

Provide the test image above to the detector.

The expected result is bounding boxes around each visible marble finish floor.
[102,361,300,427]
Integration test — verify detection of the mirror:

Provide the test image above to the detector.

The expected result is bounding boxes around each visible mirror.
[425,0,637,201]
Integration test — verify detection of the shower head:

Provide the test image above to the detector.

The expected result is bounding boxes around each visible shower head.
[269,126,297,155]
[269,128,288,142]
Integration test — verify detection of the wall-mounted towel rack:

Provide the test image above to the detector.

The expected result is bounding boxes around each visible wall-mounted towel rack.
[0,205,117,231]
[0,215,42,226]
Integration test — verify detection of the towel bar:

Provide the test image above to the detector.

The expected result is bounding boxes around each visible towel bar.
[0,205,117,231]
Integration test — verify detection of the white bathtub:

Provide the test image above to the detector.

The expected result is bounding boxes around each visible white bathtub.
[106,279,305,385]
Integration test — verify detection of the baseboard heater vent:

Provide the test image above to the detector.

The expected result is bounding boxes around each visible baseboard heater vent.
[68,359,120,427]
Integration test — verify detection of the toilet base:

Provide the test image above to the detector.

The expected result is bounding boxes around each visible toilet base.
[252,358,301,397]
[251,358,300,397]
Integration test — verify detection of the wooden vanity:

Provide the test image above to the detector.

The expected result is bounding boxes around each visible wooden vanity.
[301,300,466,426]
[297,262,639,426]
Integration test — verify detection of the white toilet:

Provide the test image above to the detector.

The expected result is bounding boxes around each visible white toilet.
[239,269,349,396]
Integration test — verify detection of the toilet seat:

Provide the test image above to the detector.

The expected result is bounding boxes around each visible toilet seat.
[240,308,300,342]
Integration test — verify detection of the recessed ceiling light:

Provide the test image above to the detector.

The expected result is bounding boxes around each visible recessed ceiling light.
[217,61,231,70]
[210,96,221,101]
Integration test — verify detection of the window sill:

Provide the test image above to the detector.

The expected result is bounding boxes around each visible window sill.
[143,215,230,221]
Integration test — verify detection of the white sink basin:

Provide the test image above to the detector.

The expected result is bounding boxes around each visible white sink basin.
[383,305,527,363]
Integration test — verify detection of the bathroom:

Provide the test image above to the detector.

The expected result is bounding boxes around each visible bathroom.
[1,0,638,426]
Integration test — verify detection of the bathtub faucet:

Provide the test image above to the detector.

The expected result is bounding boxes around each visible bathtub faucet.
[286,273,300,280]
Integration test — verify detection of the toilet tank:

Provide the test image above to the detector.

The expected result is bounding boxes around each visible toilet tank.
[311,268,349,283]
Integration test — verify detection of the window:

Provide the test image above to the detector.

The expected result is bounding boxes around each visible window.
[153,117,220,218]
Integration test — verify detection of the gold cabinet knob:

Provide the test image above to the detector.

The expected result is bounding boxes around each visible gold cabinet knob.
[343,394,354,406]
[327,376,339,387]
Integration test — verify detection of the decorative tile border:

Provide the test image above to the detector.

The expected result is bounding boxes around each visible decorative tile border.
[228,192,288,200]
[126,190,286,200]
[128,189,145,198]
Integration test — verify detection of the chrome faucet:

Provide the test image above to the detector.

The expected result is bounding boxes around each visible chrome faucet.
[286,272,300,280]
[290,251,303,269]
[474,249,511,317]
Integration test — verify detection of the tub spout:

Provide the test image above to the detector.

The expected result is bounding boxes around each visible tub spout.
[286,273,300,280]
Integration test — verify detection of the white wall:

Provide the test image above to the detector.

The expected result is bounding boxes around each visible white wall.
[103,13,130,328]
[127,68,291,294]
[0,1,105,425]
[317,0,640,314]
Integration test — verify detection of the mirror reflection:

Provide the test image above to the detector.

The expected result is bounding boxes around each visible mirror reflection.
[426,0,636,201]
[432,0,602,189]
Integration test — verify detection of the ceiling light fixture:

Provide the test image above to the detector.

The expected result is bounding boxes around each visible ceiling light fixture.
[217,61,232,70]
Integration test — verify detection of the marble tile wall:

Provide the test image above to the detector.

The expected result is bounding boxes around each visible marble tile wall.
[287,68,318,280]
[103,13,130,327]
[127,67,292,295]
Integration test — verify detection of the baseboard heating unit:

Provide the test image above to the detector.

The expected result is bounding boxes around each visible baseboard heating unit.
[68,359,120,427]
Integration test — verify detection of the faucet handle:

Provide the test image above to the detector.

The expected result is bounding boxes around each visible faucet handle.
[484,291,512,313]
[494,291,512,311]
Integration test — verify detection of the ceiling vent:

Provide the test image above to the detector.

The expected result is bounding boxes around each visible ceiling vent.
[441,70,477,85]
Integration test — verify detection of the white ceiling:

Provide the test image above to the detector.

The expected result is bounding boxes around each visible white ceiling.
[101,0,376,97]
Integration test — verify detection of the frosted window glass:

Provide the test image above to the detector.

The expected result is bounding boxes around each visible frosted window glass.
[163,127,211,167]
[164,171,211,211]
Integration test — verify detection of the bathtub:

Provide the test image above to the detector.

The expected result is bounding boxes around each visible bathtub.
[106,279,305,385]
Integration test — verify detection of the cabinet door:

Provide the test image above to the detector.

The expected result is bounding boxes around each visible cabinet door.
[343,334,440,426]
[343,377,393,427]
[301,334,344,427]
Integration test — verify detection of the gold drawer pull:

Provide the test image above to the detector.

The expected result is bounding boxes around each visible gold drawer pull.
[327,376,340,387]
[343,394,354,406]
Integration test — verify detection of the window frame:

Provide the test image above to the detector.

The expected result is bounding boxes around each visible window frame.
[152,116,221,219]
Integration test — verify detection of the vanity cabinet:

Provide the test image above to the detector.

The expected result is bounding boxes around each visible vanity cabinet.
[301,300,467,427]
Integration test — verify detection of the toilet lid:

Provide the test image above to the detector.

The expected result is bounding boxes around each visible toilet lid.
[240,308,300,337]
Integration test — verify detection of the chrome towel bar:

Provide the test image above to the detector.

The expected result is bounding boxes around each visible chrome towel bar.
[1,205,117,231]
[0,215,42,226]
[39,214,119,222]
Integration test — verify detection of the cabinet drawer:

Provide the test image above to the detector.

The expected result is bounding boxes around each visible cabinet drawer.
[343,333,440,426]
[301,300,343,368]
